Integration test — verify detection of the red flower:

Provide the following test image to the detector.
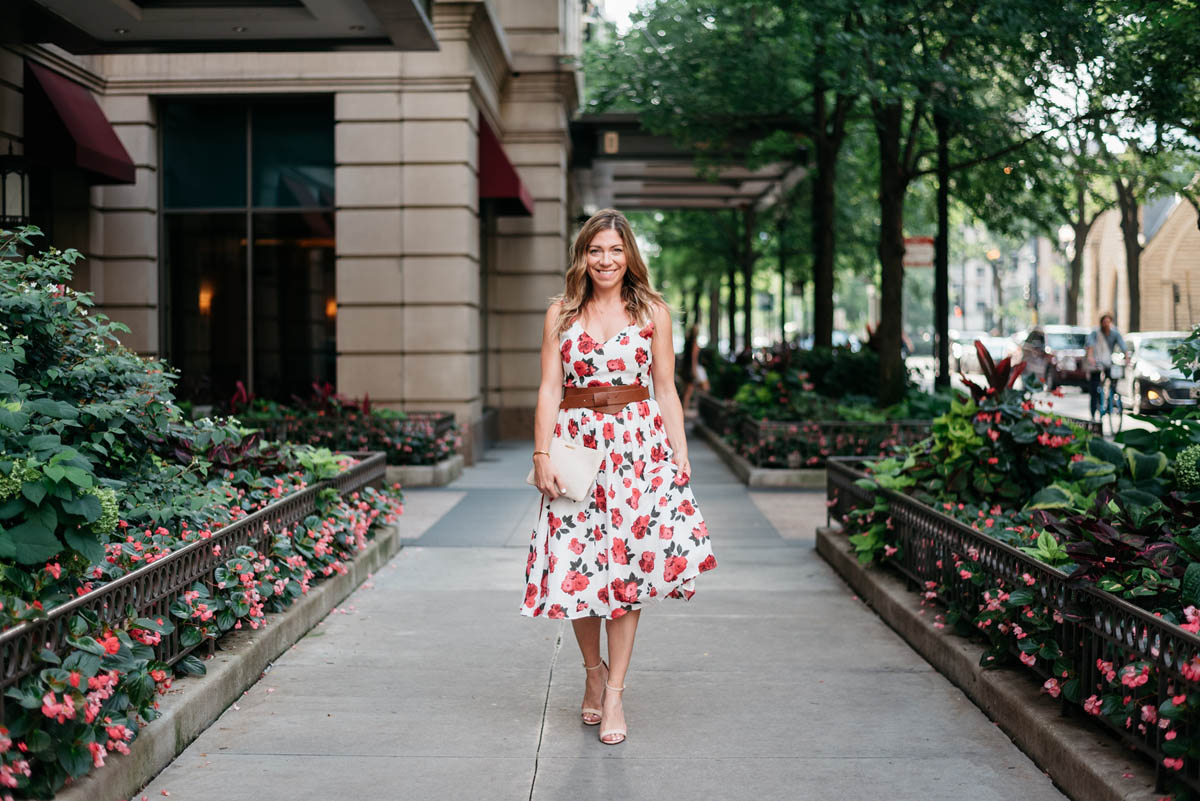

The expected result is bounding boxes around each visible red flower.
[577,334,596,354]
[625,488,641,510]
[593,482,608,511]
[611,538,629,565]
[524,583,538,607]
[560,339,572,362]
[631,515,651,538]
[678,500,695,516]
[650,444,666,463]
[583,433,597,449]
[638,323,654,339]
[547,604,566,619]
[611,508,623,528]
[633,459,646,478]
[611,578,639,603]
[561,570,588,594]
[603,422,616,441]
[574,359,596,377]
[663,555,688,582]
[699,554,717,571]
[692,521,709,539]
[567,419,580,438]
[639,551,655,573]
[658,524,674,540]
[607,358,627,371]
[634,347,649,366]
[597,586,609,604]
[568,537,585,555]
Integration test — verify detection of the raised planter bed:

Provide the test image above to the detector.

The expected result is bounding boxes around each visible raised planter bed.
[825,456,1200,796]
[385,452,464,487]
[243,410,459,467]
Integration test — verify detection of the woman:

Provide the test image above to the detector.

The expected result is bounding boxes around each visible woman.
[520,209,718,746]
[678,323,709,411]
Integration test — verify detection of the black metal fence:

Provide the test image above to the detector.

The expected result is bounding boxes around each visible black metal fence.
[0,452,387,712]
[827,457,1200,793]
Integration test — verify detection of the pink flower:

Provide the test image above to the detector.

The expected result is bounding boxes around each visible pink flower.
[44,562,62,579]
[1141,704,1157,724]
[1164,757,1184,771]
[1018,652,1036,667]
[884,545,898,557]
[1083,695,1102,715]
[1042,678,1061,698]
[959,569,972,580]
[88,741,106,768]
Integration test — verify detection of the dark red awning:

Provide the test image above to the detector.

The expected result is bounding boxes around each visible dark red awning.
[478,118,534,216]
[25,61,135,185]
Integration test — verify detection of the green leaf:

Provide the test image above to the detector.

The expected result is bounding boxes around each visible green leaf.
[0,406,30,430]
[25,398,79,420]
[176,654,207,676]
[1023,485,1074,511]
[1182,563,1200,609]
[63,529,106,565]
[62,492,102,522]
[5,519,62,564]
[1006,588,1035,607]
[24,728,51,753]
[180,625,204,648]
[1126,449,1168,482]
[21,480,46,505]
[133,616,175,634]
[62,466,93,488]
[1088,437,1125,468]
[57,742,92,779]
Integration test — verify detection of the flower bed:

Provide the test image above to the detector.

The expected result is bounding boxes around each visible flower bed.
[226,388,460,467]
[828,340,1200,798]
[0,228,405,797]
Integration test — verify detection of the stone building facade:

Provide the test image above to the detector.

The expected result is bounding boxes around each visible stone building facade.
[1,0,587,462]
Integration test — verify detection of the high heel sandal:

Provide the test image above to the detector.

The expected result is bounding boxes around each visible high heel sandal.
[580,660,607,725]
[598,681,626,745]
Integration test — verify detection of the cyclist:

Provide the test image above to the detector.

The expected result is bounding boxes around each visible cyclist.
[1085,312,1127,419]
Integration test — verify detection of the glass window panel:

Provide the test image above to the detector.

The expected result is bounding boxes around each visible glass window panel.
[251,100,334,208]
[251,212,336,401]
[165,213,248,404]
[162,102,246,209]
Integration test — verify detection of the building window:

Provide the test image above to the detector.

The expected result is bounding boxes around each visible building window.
[161,98,335,405]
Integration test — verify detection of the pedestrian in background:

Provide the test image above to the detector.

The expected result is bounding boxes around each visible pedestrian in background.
[1085,312,1127,418]
[678,323,709,411]
[522,208,718,746]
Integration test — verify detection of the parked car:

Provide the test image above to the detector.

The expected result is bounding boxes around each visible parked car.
[1118,331,1200,414]
[948,330,989,372]
[1015,325,1090,390]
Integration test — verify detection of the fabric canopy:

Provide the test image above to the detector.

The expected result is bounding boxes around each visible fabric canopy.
[25,61,135,185]
[478,118,533,217]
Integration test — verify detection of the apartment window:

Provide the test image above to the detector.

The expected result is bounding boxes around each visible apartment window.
[161,98,335,405]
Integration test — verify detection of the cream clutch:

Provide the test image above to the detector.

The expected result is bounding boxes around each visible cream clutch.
[525,438,605,502]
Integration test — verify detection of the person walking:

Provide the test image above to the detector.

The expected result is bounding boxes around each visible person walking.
[678,323,709,411]
[521,208,718,746]
[1085,312,1127,418]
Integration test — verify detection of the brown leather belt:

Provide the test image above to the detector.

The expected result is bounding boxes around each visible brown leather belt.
[560,384,650,415]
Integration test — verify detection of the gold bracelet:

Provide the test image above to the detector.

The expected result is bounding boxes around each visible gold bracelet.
[533,450,550,458]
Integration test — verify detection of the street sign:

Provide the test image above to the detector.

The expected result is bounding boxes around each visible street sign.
[903,236,934,268]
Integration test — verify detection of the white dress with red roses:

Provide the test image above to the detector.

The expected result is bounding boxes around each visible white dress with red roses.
[519,318,717,620]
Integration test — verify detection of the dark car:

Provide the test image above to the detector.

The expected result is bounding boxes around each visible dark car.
[1119,331,1200,414]
[1015,325,1090,390]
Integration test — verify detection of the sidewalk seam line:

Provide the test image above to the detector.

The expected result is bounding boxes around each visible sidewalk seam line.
[529,624,563,801]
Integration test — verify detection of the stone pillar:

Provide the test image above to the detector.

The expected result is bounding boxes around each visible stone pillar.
[489,0,580,439]
[91,94,159,355]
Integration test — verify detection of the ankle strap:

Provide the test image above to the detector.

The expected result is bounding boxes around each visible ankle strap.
[605,681,625,691]
[583,661,604,671]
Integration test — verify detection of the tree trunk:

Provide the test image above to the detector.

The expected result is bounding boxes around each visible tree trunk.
[741,207,755,353]
[708,282,720,351]
[874,101,908,405]
[811,86,846,350]
[726,263,737,355]
[1065,182,1088,326]
[778,237,787,344]
[991,260,1004,334]
[1114,178,1141,331]
[934,107,950,388]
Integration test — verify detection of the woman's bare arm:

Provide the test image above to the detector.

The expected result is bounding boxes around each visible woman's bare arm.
[648,303,690,476]
[532,303,567,500]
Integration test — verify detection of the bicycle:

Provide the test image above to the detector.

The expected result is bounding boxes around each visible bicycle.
[1094,365,1124,438]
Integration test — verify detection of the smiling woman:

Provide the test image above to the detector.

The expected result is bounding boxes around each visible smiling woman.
[521,208,718,747]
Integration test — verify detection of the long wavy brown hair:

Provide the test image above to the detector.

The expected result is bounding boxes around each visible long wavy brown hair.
[551,209,667,339]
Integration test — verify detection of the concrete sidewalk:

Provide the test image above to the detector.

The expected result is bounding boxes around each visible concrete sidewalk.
[138,436,1066,801]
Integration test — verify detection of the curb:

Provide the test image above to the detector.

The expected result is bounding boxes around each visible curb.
[385,453,463,487]
[814,525,1161,801]
[693,421,825,488]
[59,524,404,801]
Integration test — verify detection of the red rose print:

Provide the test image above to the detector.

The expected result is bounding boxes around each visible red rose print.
[636,429,644,445]
[673,471,689,486]
[612,607,627,619]
[577,600,588,612]
[625,488,641,510]
[597,586,609,604]
[548,513,561,537]
[560,339,572,362]
[653,414,664,430]
[568,538,585,555]
[607,358,626,371]
[597,549,608,566]
[633,459,645,478]
[678,499,695,516]
[548,553,558,573]
[637,401,650,417]
[548,604,566,619]
[573,572,589,591]
[651,476,663,491]
[611,508,623,528]
[658,524,674,540]
[540,573,549,597]
[524,583,538,607]
[619,335,630,345]
[699,554,717,571]
[582,433,597,449]
[577,333,596,354]
[631,515,650,538]
[610,451,622,468]
[638,323,654,339]
[611,578,639,604]
[639,551,655,573]
[663,555,688,582]
[574,359,596,377]
[658,495,669,507]
[577,510,587,522]
[554,422,562,437]
[611,538,629,565]
[692,521,709,539]
[567,419,579,438]
[634,347,648,366]
[650,444,666,463]
[623,431,632,443]
[593,483,607,511]
[603,421,615,441]
[591,525,604,541]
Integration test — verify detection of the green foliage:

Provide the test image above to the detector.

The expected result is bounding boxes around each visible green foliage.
[1178,445,1200,492]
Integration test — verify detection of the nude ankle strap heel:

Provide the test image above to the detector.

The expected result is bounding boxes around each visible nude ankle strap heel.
[580,661,607,725]
[599,681,626,745]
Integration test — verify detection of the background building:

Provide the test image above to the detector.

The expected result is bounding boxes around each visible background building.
[1,0,588,463]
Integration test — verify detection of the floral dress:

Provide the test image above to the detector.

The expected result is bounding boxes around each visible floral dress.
[519,317,717,620]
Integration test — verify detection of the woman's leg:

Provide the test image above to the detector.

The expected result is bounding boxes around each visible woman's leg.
[601,608,641,741]
[572,617,605,722]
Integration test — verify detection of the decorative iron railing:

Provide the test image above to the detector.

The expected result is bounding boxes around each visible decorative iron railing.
[0,452,387,714]
[826,457,1200,793]
[244,411,457,465]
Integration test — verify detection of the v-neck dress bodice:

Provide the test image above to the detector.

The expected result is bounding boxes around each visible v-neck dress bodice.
[519,315,717,620]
